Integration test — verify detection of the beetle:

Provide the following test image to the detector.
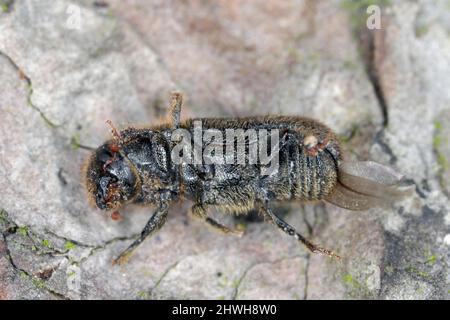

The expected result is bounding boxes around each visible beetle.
[84,92,413,264]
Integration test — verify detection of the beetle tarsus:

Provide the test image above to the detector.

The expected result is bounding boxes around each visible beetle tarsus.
[112,203,169,265]
[259,202,340,260]
[304,241,341,260]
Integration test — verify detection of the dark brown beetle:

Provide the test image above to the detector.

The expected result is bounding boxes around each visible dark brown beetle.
[84,92,413,264]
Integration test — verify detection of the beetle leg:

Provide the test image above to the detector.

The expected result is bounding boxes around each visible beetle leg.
[190,204,243,237]
[259,203,341,260]
[113,203,169,265]
[169,91,183,129]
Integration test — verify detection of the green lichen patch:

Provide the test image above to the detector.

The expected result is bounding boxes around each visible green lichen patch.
[342,273,373,299]
[41,239,51,248]
[339,123,360,144]
[0,209,8,225]
[434,119,443,131]
[31,276,47,289]
[343,274,356,285]
[19,270,52,292]
[136,290,150,299]
[236,222,248,232]
[425,254,437,266]
[64,241,76,251]
[384,265,394,276]
[70,134,81,150]
[433,117,450,192]
[0,0,12,13]
[342,60,358,71]
[406,266,430,279]
[18,226,28,237]
[415,24,430,38]
[437,153,449,171]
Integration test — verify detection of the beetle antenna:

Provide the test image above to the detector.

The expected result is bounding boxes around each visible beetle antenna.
[169,91,183,129]
[106,120,123,145]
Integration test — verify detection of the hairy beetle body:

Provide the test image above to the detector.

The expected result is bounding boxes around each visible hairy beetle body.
[180,116,341,210]
[84,93,413,264]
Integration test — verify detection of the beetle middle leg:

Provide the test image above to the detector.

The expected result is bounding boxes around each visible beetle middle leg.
[113,202,169,265]
[258,202,340,259]
[190,204,243,237]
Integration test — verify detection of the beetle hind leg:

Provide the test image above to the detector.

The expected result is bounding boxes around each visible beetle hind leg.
[259,203,340,259]
[190,204,244,237]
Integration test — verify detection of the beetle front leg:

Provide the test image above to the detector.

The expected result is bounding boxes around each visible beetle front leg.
[113,203,169,265]
[190,204,243,237]
[258,202,340,259]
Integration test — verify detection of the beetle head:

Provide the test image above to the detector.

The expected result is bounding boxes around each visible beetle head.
[85,142,141,211]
